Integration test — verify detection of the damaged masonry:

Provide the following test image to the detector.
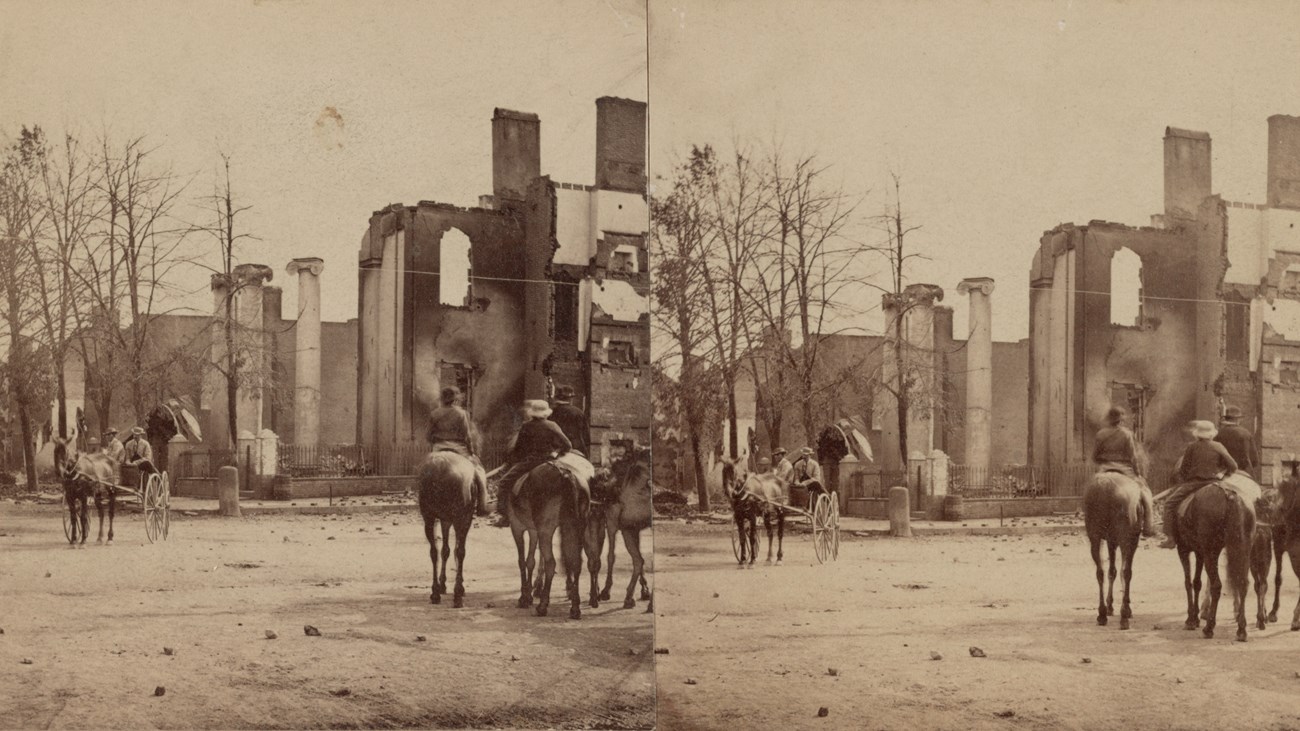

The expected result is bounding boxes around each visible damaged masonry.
[1029,114,1300,484]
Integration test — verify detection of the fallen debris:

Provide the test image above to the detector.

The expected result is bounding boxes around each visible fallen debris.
[817,707,829,717]
[265,630,278,640]
[654,648,669,655]
[826,668,839,677]
[995,710,1015,718]
[19,658,32,665]
[969,647,987,658]
[330,688,351,697]
[304,625,321,636]
[154,686,166,697]
[416,636,427,642]
[163,647,175,656]
[930,651,943,661]
[684,678,698,685]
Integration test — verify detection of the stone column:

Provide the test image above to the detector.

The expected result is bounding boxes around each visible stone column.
[287,258,324,445]
[206,274,233,450]
[879,284,945,472]
[957,277,995,473]
[232,264,274,442]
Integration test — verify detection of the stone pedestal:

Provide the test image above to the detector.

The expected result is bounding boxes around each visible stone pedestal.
[257,429,279,477]
[888,486,912,538]
[286,258,324,445]
[957,278,995,473]
[217,465,241,517]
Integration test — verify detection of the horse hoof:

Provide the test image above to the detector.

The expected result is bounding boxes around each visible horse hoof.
[1105,606,1113,617]
[1097,616,1107,626]
[1258,620,1267,631]
[518,597,531,609]
[640,588,652,600]
[536,606,549,617]
[624,599,636,609]
[765,559,772,565]
[96,539,103,545]
[599,590,611,601]
[1184,620,1199,630]
[1237,632,1248,643]
[589,598,599,609]
[1291,622,1300,632]
[1203,628,1214,639]
[569,609,582,620]
[1268,611,1279,623]
[1120,618,1130,631]
[430,595,440,605]
[453,596,464,609]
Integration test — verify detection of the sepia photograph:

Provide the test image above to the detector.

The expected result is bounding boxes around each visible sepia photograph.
[0,1,652,729]
[647,1,1300,729]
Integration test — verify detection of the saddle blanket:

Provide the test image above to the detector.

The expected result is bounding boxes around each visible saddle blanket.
[1177,473,1262,521]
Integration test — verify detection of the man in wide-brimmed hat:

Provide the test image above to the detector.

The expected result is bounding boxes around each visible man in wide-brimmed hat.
[1160,419,1239,549]
[123,426,156,475]
[548,384,589,456]
[492,399,573,525]
[791,446,823,508]
[1092,406,1156,538]
[103,427,125,463]
[772,446,794,483]
[426,386,490,517]
[1216,405,1257,479]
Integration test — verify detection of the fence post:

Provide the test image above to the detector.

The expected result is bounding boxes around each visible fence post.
[888,486,912,537]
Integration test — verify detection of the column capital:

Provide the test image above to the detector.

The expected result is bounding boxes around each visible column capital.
[232,263,275,286]
[956,277,996,296]
[287,257,325,277]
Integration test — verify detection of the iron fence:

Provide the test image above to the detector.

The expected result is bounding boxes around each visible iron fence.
[172,449,237,479]
[949,462,1095,498]
[277,443,433,478]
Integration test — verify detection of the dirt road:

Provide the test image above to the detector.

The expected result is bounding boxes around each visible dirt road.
[0,504,654,730]
[653,521,1300,731]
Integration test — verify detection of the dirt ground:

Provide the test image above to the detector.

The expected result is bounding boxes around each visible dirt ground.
[653,520,1300,731]
[0,503,654,730]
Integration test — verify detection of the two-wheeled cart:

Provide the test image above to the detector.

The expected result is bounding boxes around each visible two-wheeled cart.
[729,487,840,564]
[62,466,171,544]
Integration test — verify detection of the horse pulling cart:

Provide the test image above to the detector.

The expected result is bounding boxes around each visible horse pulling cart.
[62,465,172,544]
[730,484,841,564]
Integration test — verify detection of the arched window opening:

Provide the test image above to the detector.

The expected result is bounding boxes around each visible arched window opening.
[1110,248,1142,327]
[439,229,473,307]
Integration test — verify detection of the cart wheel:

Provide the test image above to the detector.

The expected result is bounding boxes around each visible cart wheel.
[829,496,840,561]
[160,472,170,540]
[812,493,831,564]
[144,474,163,544]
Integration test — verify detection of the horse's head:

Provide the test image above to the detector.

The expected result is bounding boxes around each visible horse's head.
[51,437,79,481]
[1257,487,1283,525]
[1279,473,1300,528]
[591,466,618,502]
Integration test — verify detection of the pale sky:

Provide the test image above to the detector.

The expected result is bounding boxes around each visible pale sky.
[0,0,647,324]
[648,0,1300,343]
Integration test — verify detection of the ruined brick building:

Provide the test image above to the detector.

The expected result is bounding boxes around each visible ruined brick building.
[1029,115,1300,484]
[356,98,650,465]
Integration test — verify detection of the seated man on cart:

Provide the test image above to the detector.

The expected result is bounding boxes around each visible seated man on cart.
[121,426,157,485]
[792,446,829,511]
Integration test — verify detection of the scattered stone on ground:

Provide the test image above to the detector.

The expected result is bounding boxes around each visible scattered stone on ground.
[154,687,166,697]
[969,647,986,658]
[264,630,278,640]
[304,625,321,636]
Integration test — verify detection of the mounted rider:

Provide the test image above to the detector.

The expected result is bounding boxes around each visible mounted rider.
[1159,419,1238,549]
[1215,405,1257,479]
[426,386,490,517]
[548,384,590,457]
[1092,406,1157,538]
[492,399,574,523]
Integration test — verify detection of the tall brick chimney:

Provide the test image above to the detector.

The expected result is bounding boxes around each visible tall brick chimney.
[492,108,540,204]
[1163,127,1212,220]
[1268,114,1300,210]
[595,97,647,194]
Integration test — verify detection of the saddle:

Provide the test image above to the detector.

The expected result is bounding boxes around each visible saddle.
[1176,473,1262,522]
[509,451,594,502]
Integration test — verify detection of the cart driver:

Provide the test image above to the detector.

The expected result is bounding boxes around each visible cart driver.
[123,427,157,476]
[103,427,125,463]
[793,446,825,508]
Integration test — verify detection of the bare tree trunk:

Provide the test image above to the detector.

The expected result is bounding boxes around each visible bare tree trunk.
[689,432,709,512]
[17,403,37,490]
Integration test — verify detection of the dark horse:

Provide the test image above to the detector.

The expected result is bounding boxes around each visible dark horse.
[416,450,483,607]
[585,449,653,611]
[1273,465,1300,630]
[1175,474,1257,641]
[1082,470,1145,629]
[725,461,787,568]
[53,438,118,547]
[1252,485,1285,628]
[509,462,590,619]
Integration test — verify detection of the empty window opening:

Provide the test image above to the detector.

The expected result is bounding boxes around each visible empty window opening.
[1224,294,1250,363]
[604,340,637,366]
[1110,382,1148,443]
[439,229,473,307]
[554,278,579,341]
[440,362,475,409]
[1110,249,1142,326]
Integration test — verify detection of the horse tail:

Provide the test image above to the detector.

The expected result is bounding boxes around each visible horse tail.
[571,472,591,524]
[1224,490,1255,599]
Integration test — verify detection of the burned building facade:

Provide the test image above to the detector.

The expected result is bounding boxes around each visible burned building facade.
[1029,115,1300,484]
[356,98,650,465]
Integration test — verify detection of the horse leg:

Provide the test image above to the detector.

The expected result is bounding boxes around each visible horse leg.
[601,516,616,599]
[106,490,116,545]
[1290,545,1300,631]
[452,517,469,609]
[1254,536,1270,631]
[1119,533,1137,630]
[95,493,105,544]
[431,515,447,600]
[586,519,603,609]
[776,511,785,566]
[65,492,77,547]
[1204,549,1223,639]
[78,494,89,547]
[763,512,774,565]
[438,521,451,596]
[536,522,558,617]
[1105,540,1117,617]
[733,512,747,567]
[512,522,532,609]
[1091,538,1107,626]
[562,520,583,620]
[1180,549,1198,630]
[1270,532,1285,623]
[747,516,758,568]
[622,528,645,610]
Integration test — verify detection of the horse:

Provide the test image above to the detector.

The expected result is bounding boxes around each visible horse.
[1275,468,1300,630]
[727,466,787,568]
[52,438,118,547]
[1081,470,1146,629]
[1174,476,1256,641]
[1252,485,1284,628]
[585,450,653,611]
[415,450,483,608]
[508,461,589,619]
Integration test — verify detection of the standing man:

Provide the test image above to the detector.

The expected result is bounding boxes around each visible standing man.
[549,385,590,457]
[426,386,490,517]
[1215,405,1257,480]
[1092,406,1156,538]
[772,447,794,483]
[103,427,125,463]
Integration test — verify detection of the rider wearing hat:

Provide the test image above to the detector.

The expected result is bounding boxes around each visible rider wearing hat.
[426,386,490,517]
[549,385,590,456]
[103,427,125,463]
[1159,419,1239,549]
[1092,406,1156,538]
[1216,405,1257,479]
[122,426,156,475]
[492,399,573,523]
[772,447,794,483]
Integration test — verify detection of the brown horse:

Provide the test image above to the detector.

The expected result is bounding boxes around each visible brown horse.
[1251,486,1284,628]
[415,451,482,608]
[508,462,589,619]
[1175,478,1256,641]
[585,450,653,611]
[1275,468,1300,630]
[727,466,787,568]
[1082,470,1145,629]
[53,438,118,547]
